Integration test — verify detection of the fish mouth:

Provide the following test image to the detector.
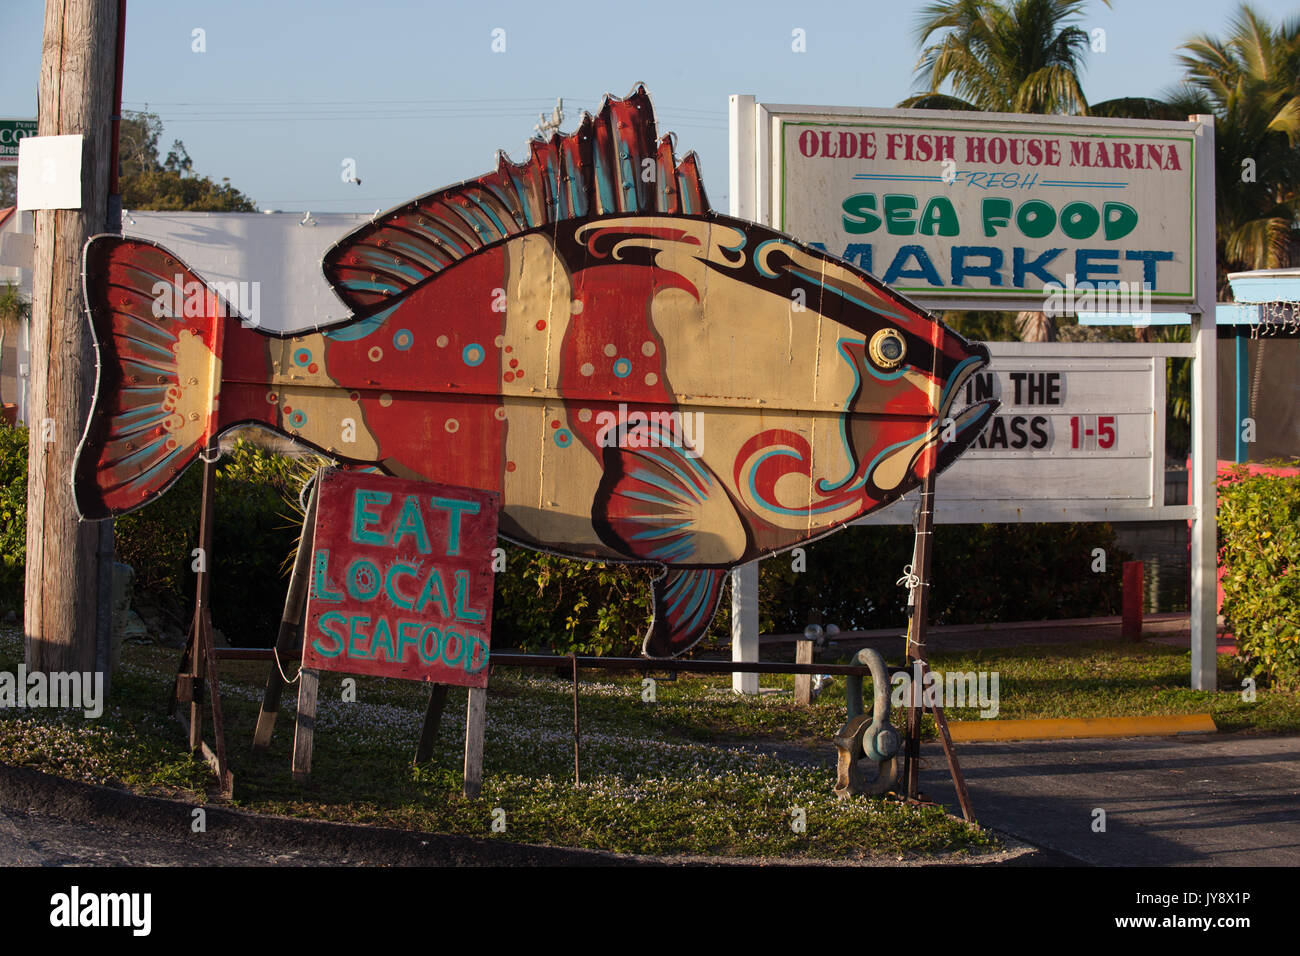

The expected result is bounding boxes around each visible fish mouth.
[928,397,998,476]
[869,353,997,494]
[926,352,998,478]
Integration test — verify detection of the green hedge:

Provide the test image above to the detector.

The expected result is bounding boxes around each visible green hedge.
[494,520,1126,656]
[0,425,28,613]
[0,428,316,643]
[759,521,1126,636]
[492,546,655,655]
[0,424,1128,656]
[113,439,320,642]
[1219,469,1300,690]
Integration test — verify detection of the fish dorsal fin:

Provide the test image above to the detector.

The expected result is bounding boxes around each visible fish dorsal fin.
[322,84,711,316]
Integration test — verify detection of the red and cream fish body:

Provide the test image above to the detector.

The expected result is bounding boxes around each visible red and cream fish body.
[76,85,996,656]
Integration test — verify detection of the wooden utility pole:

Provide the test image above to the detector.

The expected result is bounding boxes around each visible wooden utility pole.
[25,0,121,673]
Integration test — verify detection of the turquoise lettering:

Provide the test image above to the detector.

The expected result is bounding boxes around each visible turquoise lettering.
[312,549,344,602]
[415,568,451,617]
[347,615,372,659]
[346,558,381,601]
[386,561,417,610]
[454,570,486,623]
[370,616,396,662]
[396,621,421,663]
[312,612,347,658]
[431,497,480,556]
[442,629,466,667]
[464,635,491,674]
[391,494,431,553]
[418,625,442,664]
[352,490,390,545]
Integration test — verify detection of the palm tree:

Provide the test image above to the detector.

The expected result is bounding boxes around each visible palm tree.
[901,0,1110,115]
[0,283,29,414]
[1174,4,1300,277]
[901,1,1111,341]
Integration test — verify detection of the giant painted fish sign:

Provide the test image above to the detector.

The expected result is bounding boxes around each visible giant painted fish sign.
[74,85,997,657]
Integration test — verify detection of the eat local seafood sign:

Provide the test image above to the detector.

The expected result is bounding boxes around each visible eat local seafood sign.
[774,107,1199,305]
[300,469,499,688]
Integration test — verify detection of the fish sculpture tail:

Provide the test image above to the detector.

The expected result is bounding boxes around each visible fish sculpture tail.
[76,235,250,519]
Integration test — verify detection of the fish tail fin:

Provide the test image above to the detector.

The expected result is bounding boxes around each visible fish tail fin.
[75,235,245,518]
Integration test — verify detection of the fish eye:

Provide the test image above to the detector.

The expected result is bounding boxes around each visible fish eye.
[869,329,906,370]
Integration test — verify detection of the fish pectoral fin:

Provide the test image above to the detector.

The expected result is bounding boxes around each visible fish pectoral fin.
[645,567,729,658]
[592,428,747,566]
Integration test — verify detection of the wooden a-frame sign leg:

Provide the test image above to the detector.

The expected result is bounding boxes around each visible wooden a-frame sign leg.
[253,473,488,797]
[415,684,450,763]
[901,469,975,824]
[167,450,233,798]
[252,482,319,751]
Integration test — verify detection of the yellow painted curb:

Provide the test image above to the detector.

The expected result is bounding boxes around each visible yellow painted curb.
[947,713,1217,742]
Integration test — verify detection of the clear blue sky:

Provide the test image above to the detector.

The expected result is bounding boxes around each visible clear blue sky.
[3,0,1296,213]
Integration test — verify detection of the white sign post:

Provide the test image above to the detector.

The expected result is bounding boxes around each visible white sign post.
[729,96,1217,691]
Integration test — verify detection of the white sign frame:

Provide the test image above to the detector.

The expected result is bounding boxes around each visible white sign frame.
[851,341,1193,525]
[728,95,1218,692]
[757,102,1202,311]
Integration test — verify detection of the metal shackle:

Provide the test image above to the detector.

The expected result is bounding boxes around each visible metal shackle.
[834,647,903,797]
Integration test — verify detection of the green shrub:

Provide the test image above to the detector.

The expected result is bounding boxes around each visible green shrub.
[0,425,29,616]
[1219,469,1300,690]
[491,520,1126,656]
[115,440,321,644]
[492,546,654,656]
[759,521,1126,635]
[0,431,318,643]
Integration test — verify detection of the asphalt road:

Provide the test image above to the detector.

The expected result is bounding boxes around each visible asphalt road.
[0,804,332,866]
[920,732,1300,866]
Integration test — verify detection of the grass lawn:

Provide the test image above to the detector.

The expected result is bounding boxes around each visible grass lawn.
[1,625,1294,860]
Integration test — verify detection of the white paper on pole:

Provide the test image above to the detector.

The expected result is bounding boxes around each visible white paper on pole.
[16,135,83,211]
